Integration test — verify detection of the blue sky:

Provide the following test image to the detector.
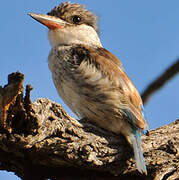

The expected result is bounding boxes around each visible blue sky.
[1,0,179,179]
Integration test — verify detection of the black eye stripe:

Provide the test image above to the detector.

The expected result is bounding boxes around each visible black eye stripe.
[72,15,82,24]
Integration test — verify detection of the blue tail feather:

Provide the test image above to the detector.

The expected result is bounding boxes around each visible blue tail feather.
[141,105,150,136]
[131,130,147,175]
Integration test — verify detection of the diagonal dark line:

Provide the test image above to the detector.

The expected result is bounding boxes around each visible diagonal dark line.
[141,59,179,105]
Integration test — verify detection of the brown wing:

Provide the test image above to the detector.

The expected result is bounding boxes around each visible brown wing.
[95,47,123,67]
[86,46,146,130]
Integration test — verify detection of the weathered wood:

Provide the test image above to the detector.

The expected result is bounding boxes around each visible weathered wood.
[0,72,178,180]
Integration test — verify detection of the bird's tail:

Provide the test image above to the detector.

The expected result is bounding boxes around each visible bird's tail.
[130,131,147,175]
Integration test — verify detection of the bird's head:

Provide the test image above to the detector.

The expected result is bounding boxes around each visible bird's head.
[28,2,102,48]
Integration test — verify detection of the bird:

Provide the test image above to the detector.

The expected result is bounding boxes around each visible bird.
[28,2,149,175]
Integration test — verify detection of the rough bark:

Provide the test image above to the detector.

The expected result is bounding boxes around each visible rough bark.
[0,72,178,180]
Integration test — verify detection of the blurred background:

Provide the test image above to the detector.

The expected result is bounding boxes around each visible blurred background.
[0,0,179,179]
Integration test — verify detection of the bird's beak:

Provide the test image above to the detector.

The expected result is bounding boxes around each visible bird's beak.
[28,13,67,30]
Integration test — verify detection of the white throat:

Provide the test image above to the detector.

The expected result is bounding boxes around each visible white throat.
[48,24,102,48]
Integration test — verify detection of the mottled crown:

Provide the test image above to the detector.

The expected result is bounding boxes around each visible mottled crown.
[47,2,98,33]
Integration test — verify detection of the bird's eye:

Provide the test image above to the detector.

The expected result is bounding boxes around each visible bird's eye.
[72,16,82,24]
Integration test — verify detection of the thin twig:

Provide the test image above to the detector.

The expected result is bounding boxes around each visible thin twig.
[141,59,179,104]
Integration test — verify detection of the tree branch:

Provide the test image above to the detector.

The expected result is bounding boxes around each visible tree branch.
[141,59,179,104]
[0,72,178,180]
